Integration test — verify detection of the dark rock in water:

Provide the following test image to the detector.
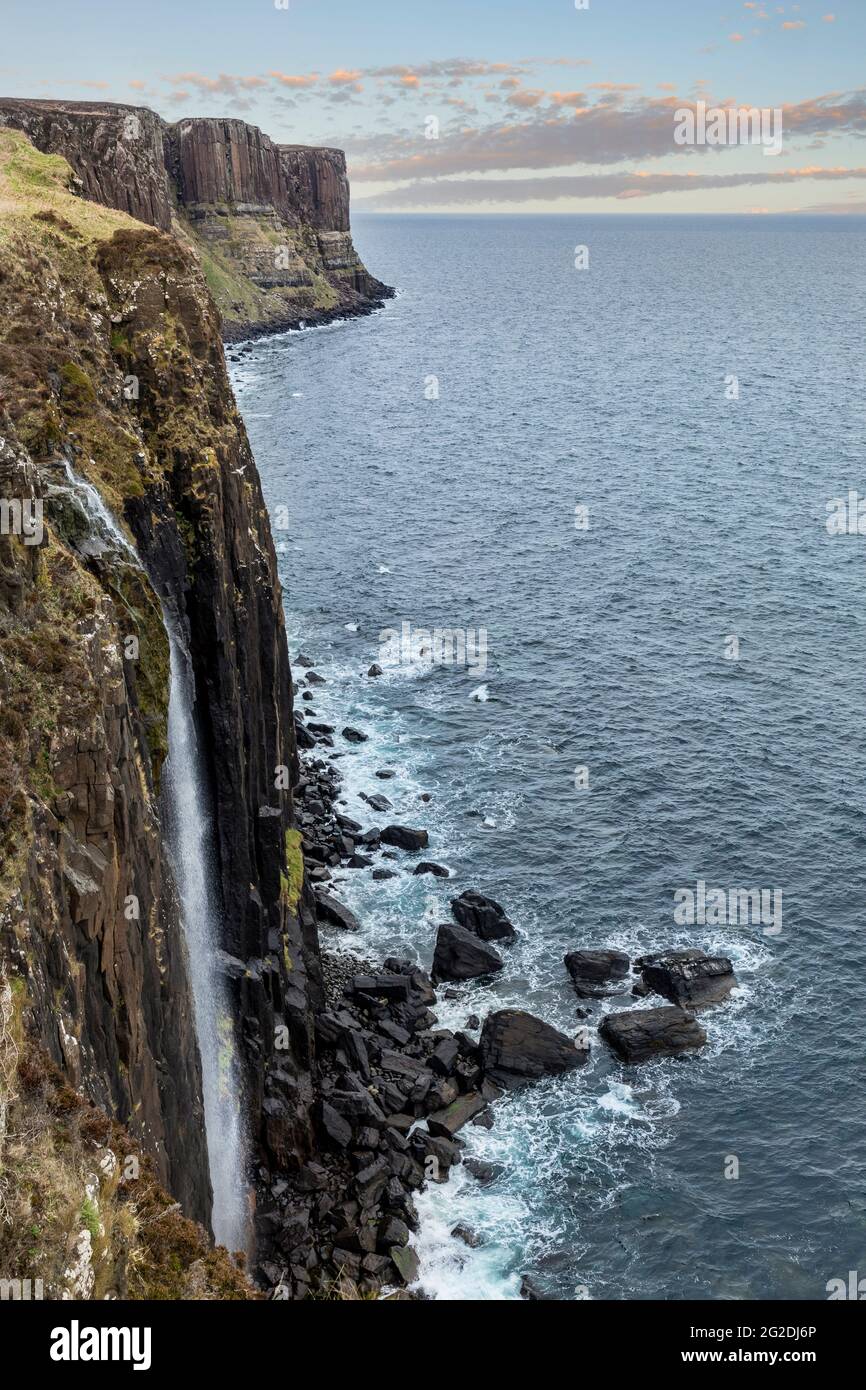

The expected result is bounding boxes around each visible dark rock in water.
[296,653,315,667]
[472,1108,494,1130]
[306,670,326,684]
[563,948,631,998]
[361,793,392,812]
[427,1092,485,1138]
[307,721,335,736]
[631,980,651,998]
[414,861,450,878]
[463,1158,503,1187]
[380,824,429,851]
[479,1009,589,1089]
[600,1006,707,1063]
[294,716,316,749]
[520,1275,548,1301]
[367,663,383,677]
[343,726,369,743]
[465,1014,480,1030]
[375,769,396,779]
[430,1038,460,1075]
[315,891,361,932]
[372,868,397,881]
[637,949,736,1009]
[451,1223,483,1249]
[451,889,516,942]
[432,923,504,982]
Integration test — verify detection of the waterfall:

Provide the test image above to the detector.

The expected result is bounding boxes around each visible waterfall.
[161,620,249,1252]
[52,462,249,1252]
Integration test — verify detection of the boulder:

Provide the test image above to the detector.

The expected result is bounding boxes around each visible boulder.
[479,1009,589,1089]
[450,889,516,942]
[431,923,504,982]
[343,726,369,743]
[599,1006,707,1063]
[367,663,383,677]
[380,824,429,851]
[451,1224,483,1249]
[636,949,736,1009]
[563,949,630,998]
[413,861,450,878]
[315,891,360,933]
[427,1092,486,1138]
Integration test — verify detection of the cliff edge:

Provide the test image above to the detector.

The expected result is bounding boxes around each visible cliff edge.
[0,99,393,340]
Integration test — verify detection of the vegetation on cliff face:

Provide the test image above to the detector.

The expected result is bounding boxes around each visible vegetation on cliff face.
[0,976,255,1299]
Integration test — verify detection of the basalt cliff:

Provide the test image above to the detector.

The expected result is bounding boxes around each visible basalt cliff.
[0,99,392,341]
[0,118,323,1298]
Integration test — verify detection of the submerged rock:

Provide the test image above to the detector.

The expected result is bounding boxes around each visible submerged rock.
[414,861,450,878]
[599,1006,707,1063]
[479,1009,589,1089]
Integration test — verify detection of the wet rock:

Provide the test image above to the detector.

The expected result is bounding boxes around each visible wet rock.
[432,923,504,983]
[367,663,383,677]
[380,824,429,851]
[361,792,392,812]
[451,889,516,942]
[306,671,326,684]
[343,726,368,743]
[599,1006,707,1063]
[414,861,450,878]
[637,950,736,1009]
[563,949,631,998]
[463,1158,503,1186]
[315,891,361,932]
[479,1009,589,1089]
[375,769,396,779]
[350,974,410,1002]
[372,868,397,881]
[451,1223,483,1248]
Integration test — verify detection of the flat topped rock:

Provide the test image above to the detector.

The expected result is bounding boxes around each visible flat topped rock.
[564,948,630,998]
[479,1009,589,1089]
[600,1006,707,1064]
[637,949,736,1009]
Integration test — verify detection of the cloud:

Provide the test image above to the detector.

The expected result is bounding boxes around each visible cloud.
[268,71,318,88]
[348,88,866,182]
[357,164,866,209]
[782,20,807,28]
[328,68,363,86]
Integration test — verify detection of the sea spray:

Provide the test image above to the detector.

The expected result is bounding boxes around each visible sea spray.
[57,462,249,1252]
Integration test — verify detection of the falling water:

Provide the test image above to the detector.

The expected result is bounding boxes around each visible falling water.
[161,621,249,1253]
[53,461,249,1252]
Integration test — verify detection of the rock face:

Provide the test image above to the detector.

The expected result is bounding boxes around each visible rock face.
[432,924,504,982]
[479,1010,589,1089]
[0,128,322,1238]
[637,950,736,1009]
[564,949,631,998]
[0,100,392,339]
[600,1007,707,1063]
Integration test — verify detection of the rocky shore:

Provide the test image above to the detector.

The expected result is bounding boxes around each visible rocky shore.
[257,665,742,1299]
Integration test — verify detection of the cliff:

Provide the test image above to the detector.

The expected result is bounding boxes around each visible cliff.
[0,99,392,340]
[0,126,321,1291]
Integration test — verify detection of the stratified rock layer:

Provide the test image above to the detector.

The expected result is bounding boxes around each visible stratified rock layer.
[0,100,392,338]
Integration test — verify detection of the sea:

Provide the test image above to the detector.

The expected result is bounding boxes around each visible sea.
[229,212,866,1301]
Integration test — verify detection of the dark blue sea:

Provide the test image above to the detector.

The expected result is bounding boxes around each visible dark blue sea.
[230,213,866,1300]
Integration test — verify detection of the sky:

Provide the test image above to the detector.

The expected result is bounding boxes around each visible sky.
[3,0,866,214]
